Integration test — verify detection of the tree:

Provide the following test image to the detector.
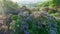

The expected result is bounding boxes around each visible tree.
[3,0,19,15]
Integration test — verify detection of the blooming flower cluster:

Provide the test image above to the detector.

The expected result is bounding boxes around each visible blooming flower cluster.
[9,12,58,34]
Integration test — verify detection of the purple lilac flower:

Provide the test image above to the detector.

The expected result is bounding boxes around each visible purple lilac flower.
[24,30,29,34]
[49,29,57,34]
[37,25,42,29]
[20,21,28,31]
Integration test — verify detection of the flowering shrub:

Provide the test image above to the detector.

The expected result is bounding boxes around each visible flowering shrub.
[9,12,58,34]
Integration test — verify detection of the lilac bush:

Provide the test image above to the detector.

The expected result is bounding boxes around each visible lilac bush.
[9,11,58,34]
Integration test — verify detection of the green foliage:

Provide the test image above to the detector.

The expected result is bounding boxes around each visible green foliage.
[6,1,19,9]
[49,0,60,7]
[48,10,57,14]
[11,15,18,20]
[57,19,60,34]
[3,0,19,15]
[37,1,49,8]
[10,15,22,34]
